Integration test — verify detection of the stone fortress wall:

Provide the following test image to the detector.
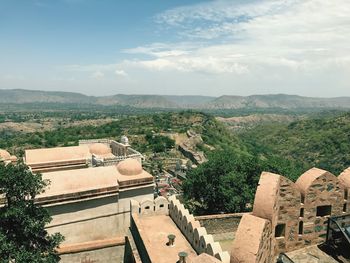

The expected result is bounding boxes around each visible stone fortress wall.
[178,130,207,165]
[231,167,350,263]
[168,196,230,263]
[130,196,230,263]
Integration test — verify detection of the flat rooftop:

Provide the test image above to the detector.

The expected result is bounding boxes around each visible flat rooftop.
[132,214,197,263]
[25,145,90,166]
[37,166,119,203]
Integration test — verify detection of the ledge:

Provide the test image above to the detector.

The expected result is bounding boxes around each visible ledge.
[195,212,248,220]
[57,236,125,255]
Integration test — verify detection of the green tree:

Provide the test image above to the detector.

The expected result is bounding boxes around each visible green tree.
[0,162,64,263]
[183,148,306,215]
[183,149,262,215]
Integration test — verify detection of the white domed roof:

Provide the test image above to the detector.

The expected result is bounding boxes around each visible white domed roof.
[116,158,143,176]
[88,143,112,155]
[121,135,129,145]
[0,149,11,160]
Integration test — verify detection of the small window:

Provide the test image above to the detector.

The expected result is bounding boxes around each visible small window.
[300,208,304,218]
[160,204,164,208]
[316,205,332,217]
[343,203,347,213]
[298,221,303,235]
[275,224,286,238]
[301,195,305,204]
[145,206,150,210]
[345,189,348,200]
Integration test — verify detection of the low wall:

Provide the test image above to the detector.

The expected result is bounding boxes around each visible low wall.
[59,244,125,263]
[168,196,230,263]
[195,213,245,235]
[130,196,169,216]
[130,196,230,262]
[79,139,111,145]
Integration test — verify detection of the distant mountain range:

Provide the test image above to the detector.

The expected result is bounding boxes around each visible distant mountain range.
[1,89,350,110]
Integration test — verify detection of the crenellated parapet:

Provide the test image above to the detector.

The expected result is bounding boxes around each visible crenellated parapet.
[130,196,230,262]
[168,196,230,263]
[231,167,350,263]
[130,196,169,216]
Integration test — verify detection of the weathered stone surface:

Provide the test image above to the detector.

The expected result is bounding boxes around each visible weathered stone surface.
[231,167,350,263]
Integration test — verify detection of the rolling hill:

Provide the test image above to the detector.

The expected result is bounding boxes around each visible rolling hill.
[1,89,350,110]
[205,94,350,109]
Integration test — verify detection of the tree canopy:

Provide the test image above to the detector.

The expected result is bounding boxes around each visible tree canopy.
[0,162,63,263]
[182,149,300,215]
[240,112,350,175]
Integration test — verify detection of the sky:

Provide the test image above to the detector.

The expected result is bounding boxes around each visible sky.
[0,0,349,97]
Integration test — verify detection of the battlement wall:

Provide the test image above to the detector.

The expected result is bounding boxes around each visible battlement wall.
[168,196,230,263]
[231,167,350,263]
[130,196,169,216]
[130,196,230,262]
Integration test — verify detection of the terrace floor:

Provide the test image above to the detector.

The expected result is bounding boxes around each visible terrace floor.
[287,245,350,263]
[133,214,197,263]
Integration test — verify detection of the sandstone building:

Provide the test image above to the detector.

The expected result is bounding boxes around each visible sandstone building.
[2,140,350,262]
[25,138,143,173]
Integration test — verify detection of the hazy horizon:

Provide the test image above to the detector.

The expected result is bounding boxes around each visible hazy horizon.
[3,88,350,99]
[1,0,349,97]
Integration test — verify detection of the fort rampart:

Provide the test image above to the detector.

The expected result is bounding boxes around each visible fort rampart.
[231,167,350,263]
[130,196,230,263]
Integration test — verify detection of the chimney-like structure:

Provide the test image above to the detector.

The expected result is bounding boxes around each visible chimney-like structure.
[120,135,130,157]
[167,234,176,247]
[178,251,188,263]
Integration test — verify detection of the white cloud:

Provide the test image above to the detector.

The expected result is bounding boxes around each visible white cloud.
[115,69,128,77]
[123,0,350,78]
[91,71,104,79]
[59,0,350,96]
[64,64,118,72]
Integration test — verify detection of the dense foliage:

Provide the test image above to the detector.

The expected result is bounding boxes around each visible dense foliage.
[240,112,350,175]
[0,111,198,155]
[2,109,350,216]
[144,133,175,153]
[182,149,302,215]
[0,162,63,262]
[182,111,350,214]
[182,149,259,214]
